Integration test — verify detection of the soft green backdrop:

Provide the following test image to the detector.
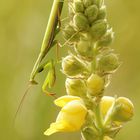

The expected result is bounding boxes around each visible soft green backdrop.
[0,0,139,140]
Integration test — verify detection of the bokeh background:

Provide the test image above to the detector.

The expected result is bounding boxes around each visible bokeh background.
[0,0,140,140]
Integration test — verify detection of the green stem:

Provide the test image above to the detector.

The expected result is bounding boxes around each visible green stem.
[95,102,103,130]
[94,99,104,140]
[30,0,63,82]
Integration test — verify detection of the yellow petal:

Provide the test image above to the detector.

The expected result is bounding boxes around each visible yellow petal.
[61,100,87,114]
[54,95,81,107]
[100,96,115,117]
[44,121,74,136]
[56,100,87,130]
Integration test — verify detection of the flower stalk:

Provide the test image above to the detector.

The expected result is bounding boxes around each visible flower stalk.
[44,0,134,140]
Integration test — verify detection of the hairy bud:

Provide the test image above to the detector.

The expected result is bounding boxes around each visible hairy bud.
[66,78,87,97]
[97,5,107,20]
[63,24,79,42]
[97,53,120,73]
[97,29,114,47]
[85,5,98,23]
[95,0,104,7]
[62,54,89,77]
[73,13,89,31]
[75,39,94,59]
[87,74,104,95]
[74,1,84,13]
[83,0,94,8]
[90,20,107,40]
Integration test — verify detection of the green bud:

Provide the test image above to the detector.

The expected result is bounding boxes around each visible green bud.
[95,0,104,7]
[65,78,87,97]
[97,29,114,47]
[74,1,84,13]
[73,13,89,31]
[62,54,89,77]
[82,127,98,140]
[112,97,134,122]
[90,20,107,40]
[83,0,94,8]
[75,39,94,59]
[87,74,104,96]
[97,5,107,20]
[85,5,98,23]
[97,53,120,73]
[63,24,79,42]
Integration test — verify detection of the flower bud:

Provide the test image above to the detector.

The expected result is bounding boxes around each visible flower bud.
[63,24,79,42]
[112,97,134,122]
[73,1,84,13]
[87,74,104,96]
[83,0,94,8]
[73,13,89,31]
[81,127,98,140]
[75,39,94,59]
[97,53,120,73]
[95,0,104,7]
[90,20,107,40]
[65,78,87,97]
[97,5,107,20]
[100,96,115,117]
[62,54,89,77]
[97,29,114,47]
[85,5,98,23]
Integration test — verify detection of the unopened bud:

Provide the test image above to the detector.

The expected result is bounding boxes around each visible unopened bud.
[87,74,104,96]
[75,39,94,59]
[112,97,134,122]
[97,53,120,73]
[85,5,98,23]
[97,5,107,20]
[65,78,87,97]
[74,1,84,13]
[95,0,104,7]
[83,0,94,8]
[63,24,79,42]
[97,29,114,47]
[73,13,89,31]
[90,20,107,40]
[81,127,98,140]
[62,55,89,77]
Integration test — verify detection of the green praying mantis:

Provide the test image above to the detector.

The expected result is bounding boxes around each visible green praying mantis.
[15,0,65,119]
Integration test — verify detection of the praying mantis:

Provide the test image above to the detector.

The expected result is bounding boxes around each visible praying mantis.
[15,0,64,119]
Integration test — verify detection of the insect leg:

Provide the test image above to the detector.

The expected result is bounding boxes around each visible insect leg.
[41,60,57,98]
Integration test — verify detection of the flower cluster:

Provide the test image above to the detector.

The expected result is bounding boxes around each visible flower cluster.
[45,0,134,139]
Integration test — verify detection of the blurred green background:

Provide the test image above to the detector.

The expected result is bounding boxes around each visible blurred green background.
[0,0,140,140]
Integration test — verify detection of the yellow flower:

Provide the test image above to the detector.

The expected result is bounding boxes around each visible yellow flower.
[44,95,87,136]
[112,97,134,122]
[100,96,134,123]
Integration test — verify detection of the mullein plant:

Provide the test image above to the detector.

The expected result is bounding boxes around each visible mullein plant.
[44,0,134,140]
